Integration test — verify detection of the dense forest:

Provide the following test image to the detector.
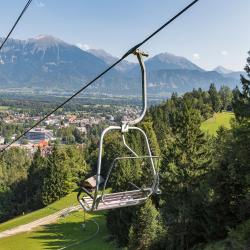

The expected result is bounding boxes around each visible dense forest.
[0,53,249,249]
[105,53,250,249]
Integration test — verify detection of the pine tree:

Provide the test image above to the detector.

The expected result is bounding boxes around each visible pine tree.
[107,207,135,247]
[219,85,233,111]
[148,103,173,152]
[209,123,250,239]
[41,146,70,205]
[209,52,250,240]
[140,120,161,156]
[209,83,222,112]
[232,51,250,121]
[161,99,212,249]
[0,148,31,220]
[128,199,163,250]
[27,149,47,208]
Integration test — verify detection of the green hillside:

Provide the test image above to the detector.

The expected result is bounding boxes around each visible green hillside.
[0,212,113,250]
[0,192,78,232]
[0,193,114,250]
[201,112,235,135]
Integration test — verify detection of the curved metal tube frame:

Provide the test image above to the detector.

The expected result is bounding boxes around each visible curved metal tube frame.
[125,51,148,126]
[79,51,157,212]
[122,134,138,157]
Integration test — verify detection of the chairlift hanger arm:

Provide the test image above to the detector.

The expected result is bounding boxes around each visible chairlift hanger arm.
[124,50,148,127]
[93,52,149,204]
[78,51,159,212]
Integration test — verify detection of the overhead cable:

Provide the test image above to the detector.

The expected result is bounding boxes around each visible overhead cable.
[0,0,200,152]
[0,0,33,51]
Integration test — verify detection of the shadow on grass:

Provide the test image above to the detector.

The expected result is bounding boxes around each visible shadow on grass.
[30,214,105,250]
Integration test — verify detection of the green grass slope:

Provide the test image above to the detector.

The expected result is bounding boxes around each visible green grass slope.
[0,192,78,232]
[201,112,235,136]
[0,192,114,250]
[0,211,113,250]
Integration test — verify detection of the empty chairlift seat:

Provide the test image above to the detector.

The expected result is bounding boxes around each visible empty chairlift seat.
[79,188,152,211]
[77,50,160,212]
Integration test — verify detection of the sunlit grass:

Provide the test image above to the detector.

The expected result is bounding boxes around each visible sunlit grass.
[0,211,113,250]
[0,192,114,250]
[201,112,235,136]
[0,192,78,232]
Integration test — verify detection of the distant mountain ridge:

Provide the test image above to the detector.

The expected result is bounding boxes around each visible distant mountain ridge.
[88,49,136,72]
[0,35,109,89]
[146,52,204,71]
[214,65,245,81]
[0,35,242,97]
[214,65,234,74]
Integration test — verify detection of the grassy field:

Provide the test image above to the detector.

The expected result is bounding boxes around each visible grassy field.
[0,192,114,250]
[201,112,235,136]
[0,106,10,111]
[0,192,78,232]
[0,211,113,250]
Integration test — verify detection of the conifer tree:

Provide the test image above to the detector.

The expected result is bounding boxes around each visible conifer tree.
[27,149,47,208]
[232,51,250,121]
[128,199,163,250]
[219,85,233,111]
[140,120,161,156]
[147,105,172,153]
[209,83,222,112]
[42,146,71,205]
[161,99,212,249]
[210,52,250,237]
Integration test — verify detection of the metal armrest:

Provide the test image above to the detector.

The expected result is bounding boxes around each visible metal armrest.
[77,186,94,211]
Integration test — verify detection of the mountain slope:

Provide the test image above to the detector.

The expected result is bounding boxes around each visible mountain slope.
[0,35,109,89]
[146,52,204,71]
[214,65,233,74]
[88,48,135,72]
[0,36,240,97]
[214,65,244,80]
[147,69,237,96]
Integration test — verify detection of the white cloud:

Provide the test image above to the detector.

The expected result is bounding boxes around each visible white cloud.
[221,50,228,56]
[35,0,45,8]
[192,53,200,60]
[76,43,90,51]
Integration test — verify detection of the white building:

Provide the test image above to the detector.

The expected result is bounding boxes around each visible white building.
[26,128,54,142]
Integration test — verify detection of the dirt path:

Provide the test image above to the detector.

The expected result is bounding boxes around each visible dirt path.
[0,205,81,239]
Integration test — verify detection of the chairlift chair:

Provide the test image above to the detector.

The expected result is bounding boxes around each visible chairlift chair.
[77,50,160,212]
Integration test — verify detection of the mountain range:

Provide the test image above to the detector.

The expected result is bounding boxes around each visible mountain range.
[0,35,244,98]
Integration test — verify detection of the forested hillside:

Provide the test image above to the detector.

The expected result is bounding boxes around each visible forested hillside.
[104,52,250,249]
[0,53,249,249]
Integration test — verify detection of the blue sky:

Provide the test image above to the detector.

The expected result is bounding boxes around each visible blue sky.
[0,0,249,71]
